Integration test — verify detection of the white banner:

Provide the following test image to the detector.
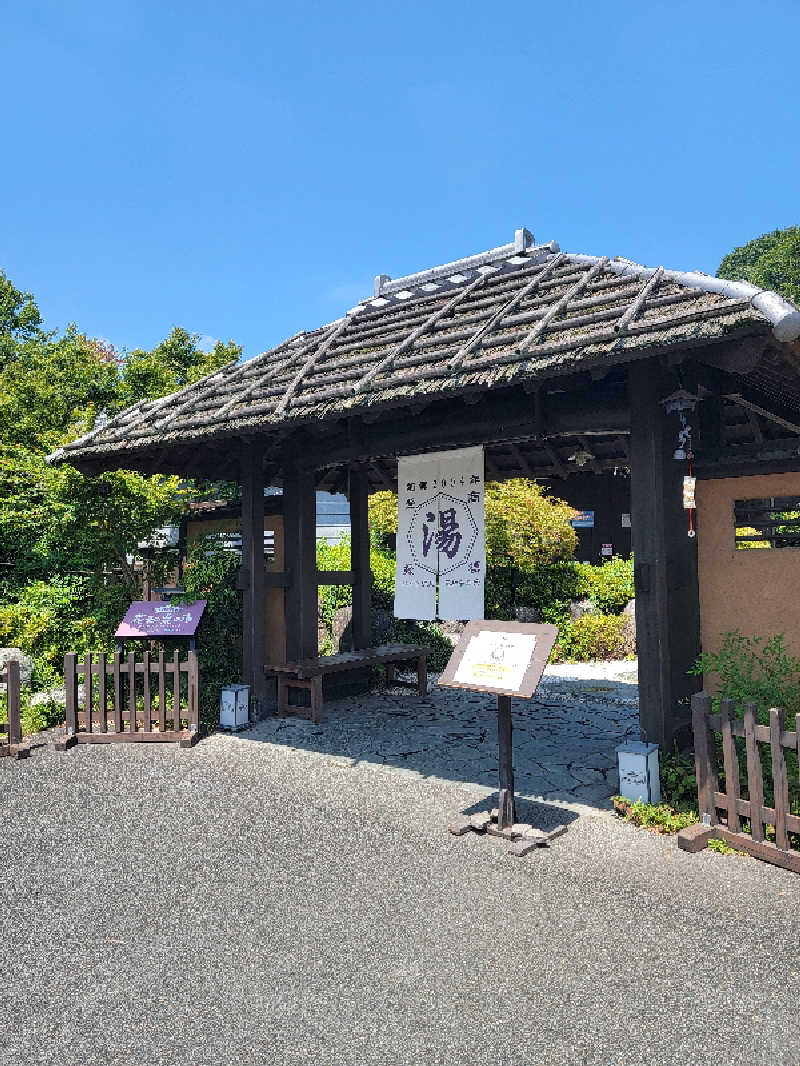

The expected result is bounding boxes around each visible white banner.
[395,446,485,621]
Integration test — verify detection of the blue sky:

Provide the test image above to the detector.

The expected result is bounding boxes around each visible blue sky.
[1,0,798,359]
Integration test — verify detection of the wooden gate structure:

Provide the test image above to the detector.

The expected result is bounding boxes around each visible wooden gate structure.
[678,692,800,873]
[47,228,800,748]
[0,659,30,760]
[56,650,200,750]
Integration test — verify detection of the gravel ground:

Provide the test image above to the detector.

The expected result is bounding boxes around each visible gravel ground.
[1,665,799,1066]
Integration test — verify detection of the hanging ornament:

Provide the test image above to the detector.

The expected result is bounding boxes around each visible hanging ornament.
[661,387,700,539]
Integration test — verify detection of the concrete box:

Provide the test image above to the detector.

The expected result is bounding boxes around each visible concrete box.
[616,741,661,805]
[220,684,249,729]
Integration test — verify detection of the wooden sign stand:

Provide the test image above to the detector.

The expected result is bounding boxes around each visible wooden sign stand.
[439,620,564,853]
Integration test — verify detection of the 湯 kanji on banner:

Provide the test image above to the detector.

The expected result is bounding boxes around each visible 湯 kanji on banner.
[394,446,485,620]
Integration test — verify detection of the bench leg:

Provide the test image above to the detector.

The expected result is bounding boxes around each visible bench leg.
[277,674,289,716]
[385,663,395,687]
[310,675,324,724]
[417,655,428,697]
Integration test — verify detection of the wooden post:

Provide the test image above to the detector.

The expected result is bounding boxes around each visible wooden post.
[497,694,516,828]
[349,465,372,650]
[241,436,267,715]
[6,659,21,746]
[65,653,78,736]
[283,455,318,661]
[628,359,701,749]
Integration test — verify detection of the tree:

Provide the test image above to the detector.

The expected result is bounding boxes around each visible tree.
[368,480,577,569]
[119,326,240,406]
[716,226,800,306]
[0,266,244,681]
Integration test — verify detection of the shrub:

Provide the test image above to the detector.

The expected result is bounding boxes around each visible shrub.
[611,796,697,834]
[576,555,634,615]
[0,575,127,686]
[553,613,630,662]
[688,630,800,717]
[485,480,576,569]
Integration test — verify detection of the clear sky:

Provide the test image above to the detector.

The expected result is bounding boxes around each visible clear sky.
[1,0,798,359]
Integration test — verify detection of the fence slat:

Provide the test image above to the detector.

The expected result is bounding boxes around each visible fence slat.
[65,653,78,737]
[113,653,122,732]
[6,659,21,746]
[158,651,166,733]
[719,699,741,833]
[743,703,765,842]
[142,651,152,732]
[84,653,93,734]
[172,650,181,730]
[769,707,790,850]
[96,653,107,732]
[692,693,718,824]
[128,652,136,733]
[188,650,199,731]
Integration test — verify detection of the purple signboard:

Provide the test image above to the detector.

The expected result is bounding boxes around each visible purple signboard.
[115,601,207,638]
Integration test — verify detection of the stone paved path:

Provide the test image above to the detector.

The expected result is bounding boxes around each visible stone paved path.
[249,659,640,812]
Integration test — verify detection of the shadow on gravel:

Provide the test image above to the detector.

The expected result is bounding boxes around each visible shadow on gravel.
[221,670,641,815]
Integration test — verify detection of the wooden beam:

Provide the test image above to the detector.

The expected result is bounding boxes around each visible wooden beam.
[316,570,354,585]
[509,442,533,477]
[241,438,267,715]
[746,410,764,444]
[540,439,567,478]
[349,466,372,650]
[578,435,601,475]
[725,393,800,436]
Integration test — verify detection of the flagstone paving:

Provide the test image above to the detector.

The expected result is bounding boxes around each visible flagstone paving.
[248,659,641,812]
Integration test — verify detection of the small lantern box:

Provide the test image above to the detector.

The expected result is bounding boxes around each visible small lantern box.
[220,685,250,730]
[615,741,661,805]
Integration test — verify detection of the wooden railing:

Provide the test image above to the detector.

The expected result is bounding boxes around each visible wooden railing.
[678,692,800,873]
[0,659,29,760]
[56,650,200,750]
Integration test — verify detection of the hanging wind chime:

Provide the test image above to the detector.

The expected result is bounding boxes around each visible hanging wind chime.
[661,388,699,539]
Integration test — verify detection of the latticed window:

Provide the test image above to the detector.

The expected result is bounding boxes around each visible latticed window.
[734,496,800,549]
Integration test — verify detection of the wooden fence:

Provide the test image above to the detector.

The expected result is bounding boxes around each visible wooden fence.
[56,650,200,750]
[0,659,29,760]
[678,692,800,873]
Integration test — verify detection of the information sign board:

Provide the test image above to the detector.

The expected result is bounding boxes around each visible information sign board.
[438,620,558,699]
[115,601,207,638]
[570,510,595,529]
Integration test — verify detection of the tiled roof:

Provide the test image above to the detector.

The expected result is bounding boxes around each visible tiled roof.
[51,232,800,466]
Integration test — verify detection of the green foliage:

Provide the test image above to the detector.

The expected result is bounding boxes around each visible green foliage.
[178,536,242,730]
[368,491,398,537]
[0,575,127,686]
[385,618,453,672]
[0,269,43,365]
[485,479,577,569]
[688,630,800,717]
[659,747,698,812]
[553,614,631,662]
[707,837,746,857]
[0,689,64,737]
[716,226,800,306]
[611,796,697,834]
[119,327,240,406]
[575,555,634,615]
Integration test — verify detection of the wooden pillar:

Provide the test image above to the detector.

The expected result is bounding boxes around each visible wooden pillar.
[283,457,318,661]
[349,466,372,649]
[497,694,516,828]
[241,437,267,714]
[628,360,701,749]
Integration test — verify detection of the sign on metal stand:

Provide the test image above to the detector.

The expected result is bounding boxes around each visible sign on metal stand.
[439,621,564,854]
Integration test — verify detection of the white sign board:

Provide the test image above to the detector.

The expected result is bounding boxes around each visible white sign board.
[453,630,537,692]
[395,446,485,621]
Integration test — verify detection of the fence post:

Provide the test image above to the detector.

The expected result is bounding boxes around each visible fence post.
[691,692,718,825]
[6,659,21,746]
[188,649,200,733]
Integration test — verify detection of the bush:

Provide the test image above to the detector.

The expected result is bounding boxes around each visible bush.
[611,796,697,834]
[385,618,452,672]
[553,614,631,662]
[688,630,800,717]
[0,575,127,687]
[576,555,634,615]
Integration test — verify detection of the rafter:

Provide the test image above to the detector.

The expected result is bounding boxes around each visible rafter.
[519,258,610,350]
[355,271,489,393]
[614,266,665,333]
[276,311,361,416]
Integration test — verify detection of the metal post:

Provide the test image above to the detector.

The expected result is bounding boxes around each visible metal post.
[497,694,516,828]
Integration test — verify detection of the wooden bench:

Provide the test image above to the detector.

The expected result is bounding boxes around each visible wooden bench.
[272,643,428,723]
